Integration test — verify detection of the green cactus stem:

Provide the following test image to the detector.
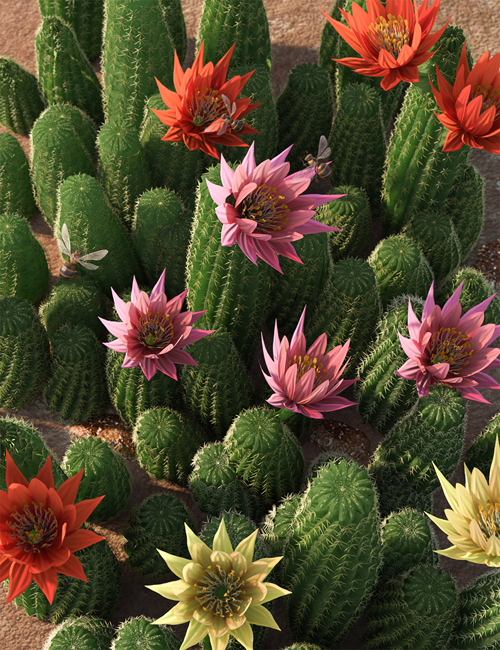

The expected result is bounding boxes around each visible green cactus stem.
[0,213,49,304]
[0,132,36,220]
[318,0,344,101]
[133,407,207,485]
[0,56,45,134]
[464,413,500,480]
[161,0,187,65]
[42,617,115,650]
[112,617,181,650]
[35,16,104,124]
[0,296,51,410]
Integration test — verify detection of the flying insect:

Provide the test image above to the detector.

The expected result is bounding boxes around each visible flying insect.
[57,223,108,281]
[204,95,244,135]
[304,135,332,180]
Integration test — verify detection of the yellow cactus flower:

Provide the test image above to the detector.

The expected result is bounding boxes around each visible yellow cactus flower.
[146,518,291,650]
[426,435,500,566]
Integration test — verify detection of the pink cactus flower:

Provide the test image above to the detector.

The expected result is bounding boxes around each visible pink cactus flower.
[205,141,345,273]
[99,270,215,381]
[260,306,358,419]
[395,282,500,402]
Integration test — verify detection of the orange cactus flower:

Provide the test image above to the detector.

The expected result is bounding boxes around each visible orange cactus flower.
[430,42,500,154]
[320,0,450,91]
[151,41,262,159]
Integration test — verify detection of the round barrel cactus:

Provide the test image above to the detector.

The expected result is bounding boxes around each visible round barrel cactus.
[42,617,115,650]
[112,617,181,650]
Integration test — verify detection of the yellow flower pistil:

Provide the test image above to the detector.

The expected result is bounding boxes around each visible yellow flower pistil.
[429,327,473,373]
[471,84,500,120]
[138,312,173,349]
[194,564,246,618]
[190,87,227,128]
[289,354,328,388]
[368,14,410,58]
[7,503,58,553]
[240,185,290,233]
[478,498,500,539]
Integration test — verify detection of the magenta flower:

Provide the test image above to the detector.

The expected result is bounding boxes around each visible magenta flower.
[99,270,215,381]
[205,141,344,273]
[260,306,358,419]
[395,282,500,402]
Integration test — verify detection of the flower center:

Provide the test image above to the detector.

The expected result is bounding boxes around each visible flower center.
[138,312,173,350]
[7,503,58,553]
[239,185,290,234]
[193,564,246,618]
[478,498,500,539]
[368,14,410,59]
[429,327,473,374]
[471,84,500,120]
[189,87,227,128]
[289,354,328,388]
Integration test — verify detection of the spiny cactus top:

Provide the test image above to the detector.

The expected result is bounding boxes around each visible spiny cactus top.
[430,42,500,154]
[0,451,104,604]
[320,0,450,90]
[205,141,343,273]
[152,41,261,159]
[99,269,215,381]
[395,281,500,403]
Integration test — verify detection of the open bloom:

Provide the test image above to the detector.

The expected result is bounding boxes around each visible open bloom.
[321,0,450,90]
[260,306,358,419]
[99,270,215,381]
[0,451,104,604]
[151,41,262,158]
[206,142,344,273]
[395,281,500,402]
[430,42,500,153]
[147,518,291,650]
[427,436,500,566]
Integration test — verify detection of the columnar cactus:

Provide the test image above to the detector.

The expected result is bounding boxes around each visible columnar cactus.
[0,56,45,134]
[465,413,500,480]
[161,0,187,65]
[318,0,344,97]
[112,617,181,650]
[438,267,500,329]
[0,132,36,220]
[42,617,115,650]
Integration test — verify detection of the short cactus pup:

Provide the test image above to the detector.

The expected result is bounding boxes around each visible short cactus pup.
[42,617,115,650]
[112,617,181,650]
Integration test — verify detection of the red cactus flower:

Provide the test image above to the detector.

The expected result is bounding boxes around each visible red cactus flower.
[0,451,105,604]
[430,42,500,153]
[151,41,262,159]
[321,0,450,91]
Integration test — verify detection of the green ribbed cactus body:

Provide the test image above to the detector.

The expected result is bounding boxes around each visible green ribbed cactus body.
[0,57,45,134]
[0,213,49,304]
[43,323,108,423]
[132,188,191,296]
[329,83,386,217]
[180,330,254,438]
[102,0,175,129]
[316,185,372,261]
[318,0,344,98]
[133,407,207,485]
[0,133,36,220]
[445,164,485,264]
[112,617,181,650]
[447,570,500,650]
[124,492,193,581]
[0,414,67,491]
[305,257,381,374]
[355,296,422,433]
[97,120,153,228]
[404,210,461,283]
[42,617,115,650]
[276,63,334,174]
[363,565,457,649]
[161,0,187,64]
[465,413,500,480]
[224,407,305,508]
[368,234,434,308]
[196,0,271,69]
[186,165,268,365]
[0,296,51,410]
[31,104,96,227]
[56,173,147,294]
[35,16,104,124]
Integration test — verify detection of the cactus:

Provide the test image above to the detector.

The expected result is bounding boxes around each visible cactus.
[281,645,324,650]
[196,0,272,70]
[42,617,115,650]
[35,16,104,124]
[133,407,207,485]
[132,188,192,296]
[43,323,108,424]
[305,257,382,375]
[276,63,334,174]
[0,414,67,491]
[97,119,153,228]
[124,492,194,582]
[355,295,423,433]
[0,296,51,410]
[102,0,175,129]
[0,56,45,134]
[112,617,181,650]
[161,0,187,65]
[368,234,434,308]
[56,173,147,294]
[224,406,305,508]
[465,413,500,480]
[318,0,344,99]
[363,565,457,650]
[31,104,97,227]
[0,132,36,220]
[0,213,50,304]
[189,442,257,519]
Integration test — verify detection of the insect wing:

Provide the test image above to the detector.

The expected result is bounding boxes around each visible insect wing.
[57,223,72,257]
[78,249,109,262]
[78,261,100,270]
[316,135,331,162]
[204,118,229,135]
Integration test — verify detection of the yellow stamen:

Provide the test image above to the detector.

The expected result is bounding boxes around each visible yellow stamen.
[429,327,473,374]
[368,14,410,59]
[478,499,500,539]
[471,84,500,120]
[240,185,290,233]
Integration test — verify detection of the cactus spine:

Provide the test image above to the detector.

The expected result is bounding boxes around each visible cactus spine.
[0,132,36,220]
[0,57,45,134]
[112,617,181,650]
[42,617,115,650]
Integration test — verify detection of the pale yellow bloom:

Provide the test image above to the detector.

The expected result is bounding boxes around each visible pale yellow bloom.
[146,518,291,650]
[426,435,500,566]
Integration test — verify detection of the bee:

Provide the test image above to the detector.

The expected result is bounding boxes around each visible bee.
[204,94,245,135]
[57,223,108,281]
[304,135,332,181]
